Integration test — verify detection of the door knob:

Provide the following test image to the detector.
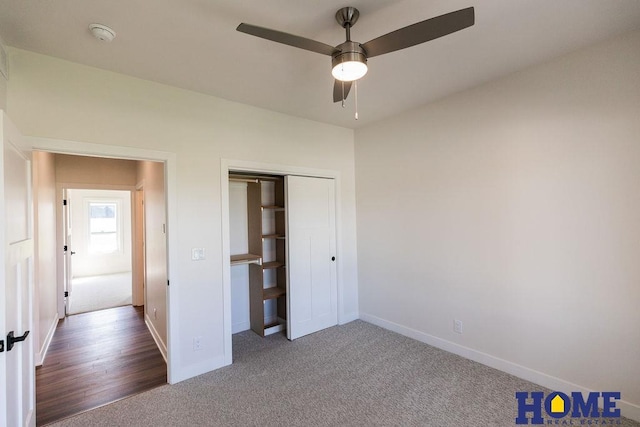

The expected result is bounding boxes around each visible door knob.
[331,256,336,261]
[6,330,30,352]
[71,251,76,255]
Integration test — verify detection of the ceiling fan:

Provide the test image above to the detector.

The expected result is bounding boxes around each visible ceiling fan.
[237,6,475,104]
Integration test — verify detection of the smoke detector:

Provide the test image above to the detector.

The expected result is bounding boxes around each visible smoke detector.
[89,24,116,42]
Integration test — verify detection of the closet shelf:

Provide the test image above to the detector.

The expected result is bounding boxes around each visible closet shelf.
[263,287,286,301]
[262,234,286,240]
[230,253,262,266]
[262,261,285,270]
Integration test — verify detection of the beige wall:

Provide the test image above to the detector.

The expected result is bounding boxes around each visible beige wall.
[32,151,58,365]
[6,48,359,382]
[55,154,137,186]
[0,36,6,111]
[137,160,167,354]
[0,75,6,111]
[355,30,640,415]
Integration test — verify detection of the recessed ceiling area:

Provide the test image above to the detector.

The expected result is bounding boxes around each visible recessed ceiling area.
[0,0,639,128]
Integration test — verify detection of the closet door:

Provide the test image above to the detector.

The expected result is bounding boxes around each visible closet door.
[285,175,337,340]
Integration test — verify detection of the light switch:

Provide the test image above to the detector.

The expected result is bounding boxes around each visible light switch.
[191,248,205,261]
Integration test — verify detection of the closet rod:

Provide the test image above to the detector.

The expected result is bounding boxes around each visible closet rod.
[229,177,259,183]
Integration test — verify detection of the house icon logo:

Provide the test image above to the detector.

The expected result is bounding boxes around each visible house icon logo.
[515,391,622,424]
[550,394,565,414]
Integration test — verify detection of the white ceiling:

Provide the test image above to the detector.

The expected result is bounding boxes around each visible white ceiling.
[1,0,639,129]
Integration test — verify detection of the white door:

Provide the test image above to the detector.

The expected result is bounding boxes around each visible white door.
[1,112,35,427]
[286,175,337,340]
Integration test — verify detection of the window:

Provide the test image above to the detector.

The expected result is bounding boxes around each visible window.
[88,201,120,253]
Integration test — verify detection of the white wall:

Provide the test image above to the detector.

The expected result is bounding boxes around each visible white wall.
[6,48,359,382]
[68,189,132,278]
[137,160,168,354]
[32,151,58,365]
[355,30,640,416]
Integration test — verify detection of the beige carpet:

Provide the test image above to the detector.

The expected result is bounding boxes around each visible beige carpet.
[47,320,639,426]
[68,272,133,314]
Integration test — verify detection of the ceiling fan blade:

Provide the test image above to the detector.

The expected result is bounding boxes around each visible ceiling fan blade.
[333,80,352,103]
[361,7,474,58]
[237,23,337,56]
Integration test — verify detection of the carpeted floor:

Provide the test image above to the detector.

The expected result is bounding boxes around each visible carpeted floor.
[68,272,132,314]
[48,320,639,426]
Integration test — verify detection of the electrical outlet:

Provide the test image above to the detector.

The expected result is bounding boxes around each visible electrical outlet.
[454,319,463,334]
[193,336,202,351]
[194,337,201,350]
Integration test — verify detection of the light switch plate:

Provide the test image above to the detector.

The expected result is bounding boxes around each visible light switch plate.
[191,248,205,261]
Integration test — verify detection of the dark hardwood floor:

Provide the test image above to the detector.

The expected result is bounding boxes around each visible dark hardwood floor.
[36,305,167,426]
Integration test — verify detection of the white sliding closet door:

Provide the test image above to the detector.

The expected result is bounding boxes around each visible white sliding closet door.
[286,175,337,340]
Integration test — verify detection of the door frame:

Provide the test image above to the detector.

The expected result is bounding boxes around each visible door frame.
[220,159,344,365]
[27,136,179,384]
[133,185,146,307]
[57,185,136,317]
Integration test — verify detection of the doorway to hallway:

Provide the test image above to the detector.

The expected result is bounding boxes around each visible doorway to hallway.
[31,150,170,423]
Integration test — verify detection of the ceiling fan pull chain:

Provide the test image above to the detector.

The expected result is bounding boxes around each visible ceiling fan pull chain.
[342,81,346,108]
[354,80,359,120]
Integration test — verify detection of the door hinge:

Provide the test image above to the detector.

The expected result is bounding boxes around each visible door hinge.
[63,199,67,206]
[167,280,170,287]
[63,245,68,252]
[64,291,69,297]
[0,339,4,353]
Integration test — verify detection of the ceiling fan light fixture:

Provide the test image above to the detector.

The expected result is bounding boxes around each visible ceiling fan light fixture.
[332,59,367,82]
[331,41,368,82]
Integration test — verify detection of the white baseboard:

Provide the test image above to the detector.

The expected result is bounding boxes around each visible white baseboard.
[232,320,250,334]
[359,312,640,423]
[339,311,359,325]
[25,408,35,427]
[35,313,59,366]
[170,354,228,385]
[145,314,168,363]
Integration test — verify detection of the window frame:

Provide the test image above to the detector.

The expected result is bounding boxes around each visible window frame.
[85,197,124,255]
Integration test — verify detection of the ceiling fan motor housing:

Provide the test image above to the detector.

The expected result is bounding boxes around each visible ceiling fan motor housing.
[332,41,368,80]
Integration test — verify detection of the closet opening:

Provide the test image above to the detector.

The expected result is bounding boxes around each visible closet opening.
[226,168,339,356]
[229,173,287,338]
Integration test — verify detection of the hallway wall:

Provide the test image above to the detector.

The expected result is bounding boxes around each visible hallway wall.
[32,151,57,364]
[137,160,168,355]
[53,154,139,318]
[55,154,137,186]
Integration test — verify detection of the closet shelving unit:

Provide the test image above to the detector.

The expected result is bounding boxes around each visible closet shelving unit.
[229,174,287,337]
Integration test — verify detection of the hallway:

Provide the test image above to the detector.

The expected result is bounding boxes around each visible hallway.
[36,306,166,425]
